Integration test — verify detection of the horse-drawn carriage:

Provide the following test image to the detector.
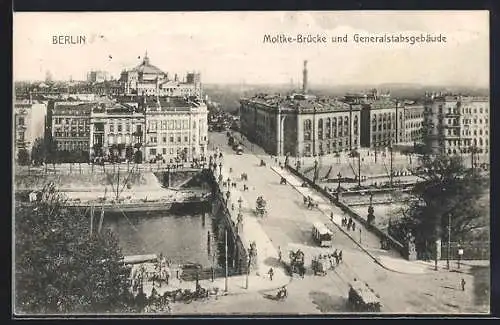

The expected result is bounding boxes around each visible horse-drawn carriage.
[347,281,382,312]
[286,249,306,277]
[255,196,267,217]
[311,255,330,276]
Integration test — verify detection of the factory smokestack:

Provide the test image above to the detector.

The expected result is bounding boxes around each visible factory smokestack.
[302,60,308,94]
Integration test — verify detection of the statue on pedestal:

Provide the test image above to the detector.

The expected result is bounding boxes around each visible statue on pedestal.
[248,241,258,273]
[367,193,375,226]
[407,231,417,261]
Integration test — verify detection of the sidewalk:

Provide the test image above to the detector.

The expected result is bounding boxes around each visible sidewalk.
[268,163,431,275]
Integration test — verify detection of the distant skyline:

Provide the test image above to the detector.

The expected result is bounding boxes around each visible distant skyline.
[14,11,489,87]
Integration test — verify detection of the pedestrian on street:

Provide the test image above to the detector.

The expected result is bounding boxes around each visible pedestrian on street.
[339,250,343,263]
[352,222,356,231]
[278,247,282,262]
[268,267,274,281]
[359,228,362,243]
[461,278,466,291]
[333,250,339,265]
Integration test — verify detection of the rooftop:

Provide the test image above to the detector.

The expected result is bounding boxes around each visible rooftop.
[127,54,165,76]
[242,93,356,112]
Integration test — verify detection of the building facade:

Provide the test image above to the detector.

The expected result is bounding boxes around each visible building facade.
[87,70,109,83]
[89,102,145,159]
[14,100,47,157]
[51,102,92,152]
[240,94,361,157]
[143,96,208,162]
[423,94,489,155]
[403,103,425,144]
[119,54,202,98]
[358,99,404,149]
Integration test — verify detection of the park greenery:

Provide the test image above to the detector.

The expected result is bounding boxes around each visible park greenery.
[389,154,489,259]
[15,183,142,314]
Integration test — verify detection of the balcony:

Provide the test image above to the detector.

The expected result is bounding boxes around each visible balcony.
[444,111,460,117]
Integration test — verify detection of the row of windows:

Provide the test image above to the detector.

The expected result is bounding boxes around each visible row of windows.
[439,105,489,115]
[149,146,205,156]
[446,129,489,137]
[372,112,403,122]
[303,139,357,155]
[446,138,488,147]
[405,122,422,129]
[304,118,359,141]
[372,133,397,143]
[446,148,488,155]
[54,126,90,132]
[53,118,89,125]
[461,118,488,125]
[57,141,89,150]
[54,132,90,138]
[148,120,201,131]
[148,135,207,144]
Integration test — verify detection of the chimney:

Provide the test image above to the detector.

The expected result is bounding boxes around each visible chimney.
[302,60,308,94]
[175,74,178,82]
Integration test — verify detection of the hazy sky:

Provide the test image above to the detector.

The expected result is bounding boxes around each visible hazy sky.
[13,11,489,87]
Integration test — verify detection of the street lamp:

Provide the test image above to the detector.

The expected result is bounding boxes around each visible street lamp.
[457,245,464,269]
[446,213,452,270]
[336,172,342,201]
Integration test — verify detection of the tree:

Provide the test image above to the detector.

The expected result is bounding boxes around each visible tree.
[17,149,30,165]
[31,138,46,164]
[15,183,138,314]
[134,150,143,164]
[392,154,489,259]
[125,146,134,162]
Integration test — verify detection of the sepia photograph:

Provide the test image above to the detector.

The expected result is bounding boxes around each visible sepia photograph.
[12,11,490,316]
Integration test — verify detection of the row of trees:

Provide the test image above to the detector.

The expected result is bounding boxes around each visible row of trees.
[389,154,489,259]
[18,138,144,165]
[15,184,147,314]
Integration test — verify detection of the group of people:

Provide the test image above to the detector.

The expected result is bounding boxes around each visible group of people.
[342,216,356,231]
[318,249,343,269]
[303,196,317,209]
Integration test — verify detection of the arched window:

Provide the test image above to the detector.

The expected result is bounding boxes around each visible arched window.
[338,117,343,136]
[332,117,337,137]
[354,115,359,135]
[338,117,343,127]
[304,119,312,141]
[318,118,324,139]
[325,118,331,138]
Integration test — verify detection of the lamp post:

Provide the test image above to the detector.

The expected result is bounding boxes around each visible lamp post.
[336,172,342,201]
[446,213,451,270]
[457,245,464,269]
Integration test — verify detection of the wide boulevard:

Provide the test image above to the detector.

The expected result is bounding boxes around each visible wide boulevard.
[171,132,489,314]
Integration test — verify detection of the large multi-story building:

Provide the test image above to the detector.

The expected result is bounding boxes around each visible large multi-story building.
[119,53,202,98]
[51,102,92,152]
[423,94,489,156]
[143,96,208,162]
[349,90,404,149]
[87,70,109,83]
[89,102,145,159]
[403,102,425,145]
[240,93,361,157]
[14,99,47,158]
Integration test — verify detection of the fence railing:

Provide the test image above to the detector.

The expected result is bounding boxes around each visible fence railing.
[286,165,408,259]
[440,242,490,261]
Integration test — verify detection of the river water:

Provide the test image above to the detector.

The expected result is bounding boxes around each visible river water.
[104,209,222,269]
